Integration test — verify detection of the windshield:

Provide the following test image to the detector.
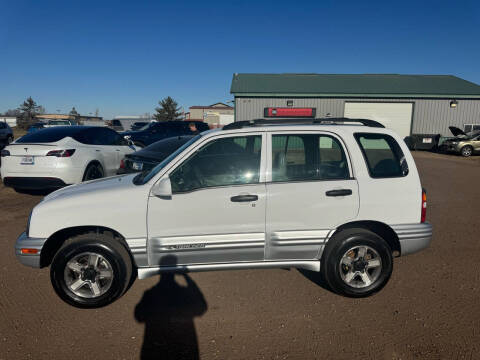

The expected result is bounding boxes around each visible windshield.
[138,122,155,131]
[133,135,201,185]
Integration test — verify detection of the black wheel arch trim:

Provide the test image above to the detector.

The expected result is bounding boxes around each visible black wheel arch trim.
[40,226,133,268]
[327,220,401,256]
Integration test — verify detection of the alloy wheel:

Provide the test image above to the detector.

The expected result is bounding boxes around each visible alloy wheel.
[339,245,382,288]
[64,252,114,298]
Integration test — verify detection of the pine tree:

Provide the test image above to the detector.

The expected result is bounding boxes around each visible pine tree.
[17,97,42,129]
[154,96,182,121]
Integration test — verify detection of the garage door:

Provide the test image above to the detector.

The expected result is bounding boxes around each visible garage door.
[344,102,413,138]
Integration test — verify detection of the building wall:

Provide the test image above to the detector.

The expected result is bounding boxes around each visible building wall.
[235,97,480,136]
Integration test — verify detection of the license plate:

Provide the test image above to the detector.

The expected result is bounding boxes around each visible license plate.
[21,156,34,165]
[422,138,432,143]
[132,162,143,171]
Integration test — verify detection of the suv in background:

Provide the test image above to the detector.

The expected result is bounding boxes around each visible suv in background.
[439,126,480,157]
[0,121,14,148]
[130,122,149,131]
[122,120,209,147]
[14,118,432,308]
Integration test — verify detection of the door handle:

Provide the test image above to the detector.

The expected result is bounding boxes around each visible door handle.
[325,189,352,197]
[230,194,258,202]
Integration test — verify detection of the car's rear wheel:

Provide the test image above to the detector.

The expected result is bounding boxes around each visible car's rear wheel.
[7,135,13,144]
[50,233,133,308]
[82,163,104,181]
[460,145,473,157]
[321,228,393,297]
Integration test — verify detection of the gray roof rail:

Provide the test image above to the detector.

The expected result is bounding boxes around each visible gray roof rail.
[223,117,385,130]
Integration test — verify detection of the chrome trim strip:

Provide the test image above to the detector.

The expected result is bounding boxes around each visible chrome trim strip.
[391,222,433,256]
[125,238,147,254]
[137,260,320,279]
[150,232,265,248]
[125,238,148,267]
[271,230,330,246]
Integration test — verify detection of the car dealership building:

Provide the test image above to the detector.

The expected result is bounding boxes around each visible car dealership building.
[230,73,480,137]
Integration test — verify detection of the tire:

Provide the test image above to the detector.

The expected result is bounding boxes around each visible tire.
[321,228,393,298]
[50,232,133,308]
[7,135,13,144]
[460,145,473,157]
[82,162,104,181]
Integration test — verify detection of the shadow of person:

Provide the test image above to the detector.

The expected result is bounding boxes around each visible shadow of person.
[135,255,208,360]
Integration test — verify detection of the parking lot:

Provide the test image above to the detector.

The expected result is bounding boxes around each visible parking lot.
[0,151,479,360]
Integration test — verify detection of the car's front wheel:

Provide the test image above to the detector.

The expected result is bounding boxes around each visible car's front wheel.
[321,228,393,297]
[460,145,473,157]
[50,233,133,308]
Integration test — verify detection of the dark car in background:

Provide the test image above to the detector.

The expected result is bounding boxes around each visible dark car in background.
[0,122,14,148]
[122,120,209,147]
[27,122,45,133]
[118,135,195,174]
[130,121,149,131]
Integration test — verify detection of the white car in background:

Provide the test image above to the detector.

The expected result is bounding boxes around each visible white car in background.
[44,119,75,127]
[0,126,136,191]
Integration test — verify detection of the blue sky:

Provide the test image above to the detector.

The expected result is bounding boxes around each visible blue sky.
[1,0,479,119]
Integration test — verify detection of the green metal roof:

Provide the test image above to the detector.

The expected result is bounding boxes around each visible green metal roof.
[230,73,480,98]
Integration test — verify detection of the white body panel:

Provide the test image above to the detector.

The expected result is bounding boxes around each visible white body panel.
[344,102,413,138]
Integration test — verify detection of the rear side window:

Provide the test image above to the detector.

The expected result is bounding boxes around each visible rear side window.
[0,122,6,129]
[354,133,409,178]
[272,134,349,182]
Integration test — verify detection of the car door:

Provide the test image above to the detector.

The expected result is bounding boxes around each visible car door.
[265,131,360,260]
[147,133,266,266]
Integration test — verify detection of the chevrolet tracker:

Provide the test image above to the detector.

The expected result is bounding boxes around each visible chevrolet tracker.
[15,118,432,308]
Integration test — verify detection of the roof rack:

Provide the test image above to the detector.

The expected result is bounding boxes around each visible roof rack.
[222,117,385,130]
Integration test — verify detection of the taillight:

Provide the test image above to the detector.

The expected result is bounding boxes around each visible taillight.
[421,188,427,223]
[120,159,125,169]
[46,149,76,157]
[1,149,10,157]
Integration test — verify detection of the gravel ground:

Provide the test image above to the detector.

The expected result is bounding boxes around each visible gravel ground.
[0,151,479,360]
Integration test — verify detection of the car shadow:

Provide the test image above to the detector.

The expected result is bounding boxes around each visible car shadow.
[134,255,208,360]
[297,268,335,294]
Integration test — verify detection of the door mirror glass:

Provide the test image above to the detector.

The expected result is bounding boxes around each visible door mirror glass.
[151,177,172,198]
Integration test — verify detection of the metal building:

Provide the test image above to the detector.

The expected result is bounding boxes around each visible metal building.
[230,74,480,137]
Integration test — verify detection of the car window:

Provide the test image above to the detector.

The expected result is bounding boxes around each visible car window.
[272,134,349,182]
[170,135,262,193]
[17,127,85,143]
[355,133,409,178]
[0,122,5,129]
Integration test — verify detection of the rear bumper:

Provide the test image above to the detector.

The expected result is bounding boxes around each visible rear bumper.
[3,176,68,190]
[15,232,46,268]
[392,222,433,256]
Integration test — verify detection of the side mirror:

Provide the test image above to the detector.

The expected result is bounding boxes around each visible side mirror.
[151,176,172,198]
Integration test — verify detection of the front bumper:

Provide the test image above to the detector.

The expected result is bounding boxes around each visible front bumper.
[438,144,460,153]
[392,222,433,256]
[15,232,47,268]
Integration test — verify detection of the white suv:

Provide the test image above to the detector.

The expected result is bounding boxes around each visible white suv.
[14,118,432,308]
